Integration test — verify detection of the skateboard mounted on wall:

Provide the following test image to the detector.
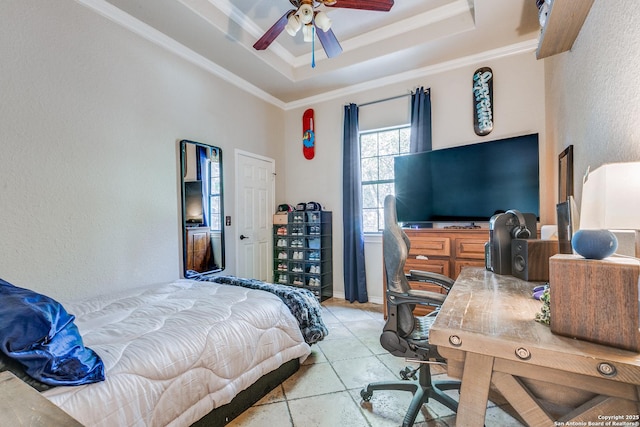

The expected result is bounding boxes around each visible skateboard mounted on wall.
[303,108,315,160]
[473,67,493,136]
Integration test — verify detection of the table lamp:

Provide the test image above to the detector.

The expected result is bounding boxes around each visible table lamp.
[551,161,640,351]
[577,161,640,258]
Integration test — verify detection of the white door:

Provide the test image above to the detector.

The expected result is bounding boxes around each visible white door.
[235,150,275,281]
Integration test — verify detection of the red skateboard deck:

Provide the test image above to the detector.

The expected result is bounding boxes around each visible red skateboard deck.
[303,108,315,160]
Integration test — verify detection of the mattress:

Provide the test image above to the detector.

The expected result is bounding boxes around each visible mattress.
[43,280,311,426]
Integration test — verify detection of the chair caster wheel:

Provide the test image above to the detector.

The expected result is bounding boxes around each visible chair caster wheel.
[360,389,372,402]
[400,367,416,380]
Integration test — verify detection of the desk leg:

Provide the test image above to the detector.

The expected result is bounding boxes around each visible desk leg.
[457,352,494,427]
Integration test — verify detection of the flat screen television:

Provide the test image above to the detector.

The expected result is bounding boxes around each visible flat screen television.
[394,133,539,224]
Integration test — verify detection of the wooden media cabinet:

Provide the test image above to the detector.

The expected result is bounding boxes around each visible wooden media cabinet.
[384,228,489,317]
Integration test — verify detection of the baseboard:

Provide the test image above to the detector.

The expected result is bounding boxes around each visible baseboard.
[325,291,383,305]
[331,291,345,300]
[368,295,384,305]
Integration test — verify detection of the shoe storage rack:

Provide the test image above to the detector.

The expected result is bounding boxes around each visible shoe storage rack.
[273,210,333,302]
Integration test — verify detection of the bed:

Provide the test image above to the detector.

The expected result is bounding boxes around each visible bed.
[0,277,324,426]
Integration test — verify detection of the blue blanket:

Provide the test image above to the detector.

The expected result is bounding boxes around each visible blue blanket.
[189,274,328,345]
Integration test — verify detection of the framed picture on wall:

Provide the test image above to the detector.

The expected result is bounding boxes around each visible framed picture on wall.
[558,145,574,203]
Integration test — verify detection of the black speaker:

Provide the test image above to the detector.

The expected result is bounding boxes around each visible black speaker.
[511,239,559,281]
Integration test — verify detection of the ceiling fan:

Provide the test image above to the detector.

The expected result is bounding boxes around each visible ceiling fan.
[253,0,394,60]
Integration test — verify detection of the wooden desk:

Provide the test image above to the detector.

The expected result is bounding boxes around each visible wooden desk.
[383,228,488,318]
[430,268,640,426]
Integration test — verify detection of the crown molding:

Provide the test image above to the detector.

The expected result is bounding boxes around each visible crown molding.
[201,0,472,71]
[283,39,539,110]
[293,0,472,68]
[75,0,537,111]
[75,0,286,109]
[177,0,298,65]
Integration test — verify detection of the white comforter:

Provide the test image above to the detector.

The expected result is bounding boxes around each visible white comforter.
[43,280,311,426]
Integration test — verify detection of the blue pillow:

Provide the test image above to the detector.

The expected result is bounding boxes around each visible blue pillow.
[0,278,105,386]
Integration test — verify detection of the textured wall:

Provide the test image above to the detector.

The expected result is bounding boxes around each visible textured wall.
[0,0,284,299]
[545,0,640,206]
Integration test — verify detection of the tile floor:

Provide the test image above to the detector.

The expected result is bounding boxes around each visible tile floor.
[229,299,525,427]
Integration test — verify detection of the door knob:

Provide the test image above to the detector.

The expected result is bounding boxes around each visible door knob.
[240,234,249,240]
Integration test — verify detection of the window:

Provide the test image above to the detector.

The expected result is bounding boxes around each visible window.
[209,155,222,232]
[360,126,411,233]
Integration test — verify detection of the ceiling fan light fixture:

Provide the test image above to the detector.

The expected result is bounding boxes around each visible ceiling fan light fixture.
[314,11,332,32]
[285,14,301,36]
[302,24,314,42]
[298,3,314,25]
[255,0,385,57]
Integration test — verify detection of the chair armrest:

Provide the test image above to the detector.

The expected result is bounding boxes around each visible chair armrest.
[407,270,455,292]
[388,290,446,307]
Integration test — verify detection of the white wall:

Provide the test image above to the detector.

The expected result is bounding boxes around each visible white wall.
[11,0,628,305]
[283,52,547,302]
[545,0,640,207]
[0,0,285,300]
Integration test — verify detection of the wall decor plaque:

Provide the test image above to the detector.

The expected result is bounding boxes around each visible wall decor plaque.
[473,67,494,136]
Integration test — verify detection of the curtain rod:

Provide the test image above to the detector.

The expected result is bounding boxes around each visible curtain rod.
[358,92,412,108]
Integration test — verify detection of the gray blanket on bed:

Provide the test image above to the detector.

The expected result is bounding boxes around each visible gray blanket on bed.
[189,274,328,345]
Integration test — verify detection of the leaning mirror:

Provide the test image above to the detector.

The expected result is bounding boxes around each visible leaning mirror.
[180,140,225,277]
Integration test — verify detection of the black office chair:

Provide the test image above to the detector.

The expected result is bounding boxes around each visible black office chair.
[361,195,460,427]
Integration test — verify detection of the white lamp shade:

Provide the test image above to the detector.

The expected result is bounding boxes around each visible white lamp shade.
[314,11,332,32]
[285,14,301,36]
[302,24,314,42]
[579,161,640,230]
[298,3,314,25]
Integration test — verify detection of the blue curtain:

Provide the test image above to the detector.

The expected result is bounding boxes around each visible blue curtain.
[342,103,368,303]
[196,146,210,227]
[410,87,432,153]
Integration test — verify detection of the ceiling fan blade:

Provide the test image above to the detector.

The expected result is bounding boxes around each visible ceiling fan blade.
[316,27,343,58]
[253,10,294,50]
[324,0,393,12]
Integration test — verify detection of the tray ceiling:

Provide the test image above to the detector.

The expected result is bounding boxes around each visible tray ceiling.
[79,0,541,108]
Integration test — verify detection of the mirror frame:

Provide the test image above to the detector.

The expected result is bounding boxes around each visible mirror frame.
[180,139,225,277]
